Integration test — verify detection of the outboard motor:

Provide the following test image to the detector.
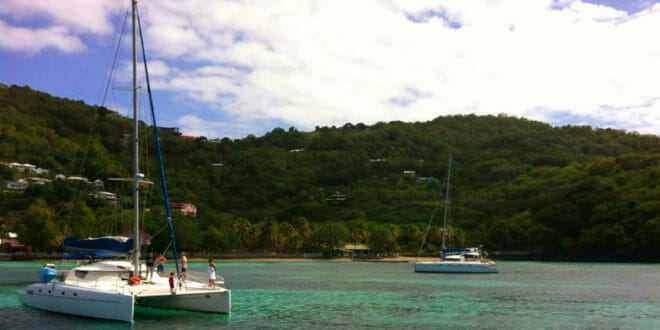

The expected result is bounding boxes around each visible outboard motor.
[38,264,58,283]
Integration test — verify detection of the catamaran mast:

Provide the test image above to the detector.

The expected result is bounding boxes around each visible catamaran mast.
[440,155,452,257]
[131,0,140,274]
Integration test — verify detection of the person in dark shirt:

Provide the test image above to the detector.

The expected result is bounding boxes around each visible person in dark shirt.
[146,252,155,280]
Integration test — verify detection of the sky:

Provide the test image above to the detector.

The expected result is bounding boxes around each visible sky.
[1,0,659,139]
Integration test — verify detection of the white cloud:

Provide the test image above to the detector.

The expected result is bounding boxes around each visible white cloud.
[0,0,123,53]
[3,0,660,137]
[175,114,256,139]
[128,0,660,136]
[0,20,85,53]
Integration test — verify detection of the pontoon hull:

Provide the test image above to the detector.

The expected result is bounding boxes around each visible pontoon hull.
[414,261,498,273]
[19,283,135,322]
[136,289,230,314]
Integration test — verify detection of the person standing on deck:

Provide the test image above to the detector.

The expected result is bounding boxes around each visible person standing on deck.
[180,252,188,281]
[146,252,155,280]
[208,258,217,288]
[155,254,167,276]
[168,272,175,294]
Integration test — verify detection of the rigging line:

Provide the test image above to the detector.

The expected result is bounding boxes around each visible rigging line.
[149,223,170,240]
[137,7,182,280]
[416,183,446,257]
[101,7,130,107]
[162,240,172,256]
[416,169,448,258]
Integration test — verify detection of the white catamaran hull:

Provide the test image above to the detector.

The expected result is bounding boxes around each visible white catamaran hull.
[19,283,135,322]
[414,261,498,273]
[137,289,230,314]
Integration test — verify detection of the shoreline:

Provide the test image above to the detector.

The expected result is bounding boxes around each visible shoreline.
[3,253,660,263]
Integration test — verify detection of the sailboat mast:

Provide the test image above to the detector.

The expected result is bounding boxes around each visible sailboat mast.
[440,155,452,254]
[131,0,140,274]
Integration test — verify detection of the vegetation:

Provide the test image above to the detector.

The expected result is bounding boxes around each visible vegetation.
[1,84,659,260]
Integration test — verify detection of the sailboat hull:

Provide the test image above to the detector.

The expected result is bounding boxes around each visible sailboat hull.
[414,261,498,273]
[19,283,135,322]
[136,289,230,314]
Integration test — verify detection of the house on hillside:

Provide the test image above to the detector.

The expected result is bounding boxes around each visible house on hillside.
[170,202,197,217]
[66,176,89,183]
[403,170,416,177]
[9,163,36,173]
[159,127,180,135]
[34,168,49,175]
[89,191,119,204]
[5,179,28,191]
[138,179,154,188]
[29,177,52,185]
[0,232,30,252]
[417,177,433,184]
[326,191,347,202]
[88,179,104,190]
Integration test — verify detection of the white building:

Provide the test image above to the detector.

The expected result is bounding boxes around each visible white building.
[89,191,119,204]
[88,179,104,190]
[29,177,52,185]
[6,179,28,190]
[66,176,89,183]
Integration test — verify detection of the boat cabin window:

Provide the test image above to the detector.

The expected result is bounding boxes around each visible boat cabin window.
[74,270,88,279]
[445,255,463,261]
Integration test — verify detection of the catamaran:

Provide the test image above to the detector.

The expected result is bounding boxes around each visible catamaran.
[18,0,231,322]
[413,155,497,274]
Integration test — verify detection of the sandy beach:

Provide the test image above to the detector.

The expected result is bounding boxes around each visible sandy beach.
[188,256,439,263]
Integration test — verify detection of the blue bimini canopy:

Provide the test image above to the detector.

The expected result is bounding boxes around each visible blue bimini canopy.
[63,236,133,256]
[62,251,114,259]
[442,247,472,254]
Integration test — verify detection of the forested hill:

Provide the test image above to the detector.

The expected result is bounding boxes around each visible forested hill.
[1,84,659,260]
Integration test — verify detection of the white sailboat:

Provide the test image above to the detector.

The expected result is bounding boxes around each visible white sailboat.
[413,155,497,274]
[19,0,231,321]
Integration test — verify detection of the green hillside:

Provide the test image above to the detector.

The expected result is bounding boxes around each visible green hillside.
[1,84,659,260]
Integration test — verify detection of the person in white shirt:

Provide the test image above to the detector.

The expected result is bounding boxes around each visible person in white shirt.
[207,258,217,287]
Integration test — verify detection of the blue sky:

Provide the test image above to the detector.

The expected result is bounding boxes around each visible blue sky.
[1,0,659,138]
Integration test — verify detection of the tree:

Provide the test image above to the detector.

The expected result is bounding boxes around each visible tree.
[578,223,626,259]
[16,199,61,251]
[369,223,399,253]
[279,221,302,252]
[201,225,225,252]
[0,164,14,180]
[259,219,285,252]
[310,222,349,252]
[67,201,98,238]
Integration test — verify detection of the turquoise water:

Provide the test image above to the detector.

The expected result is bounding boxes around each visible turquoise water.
[1,260,659,328]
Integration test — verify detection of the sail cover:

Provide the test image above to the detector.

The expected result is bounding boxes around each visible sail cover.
[63,236,133,256]
[442,247,471,254]
[62,251,113,259]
